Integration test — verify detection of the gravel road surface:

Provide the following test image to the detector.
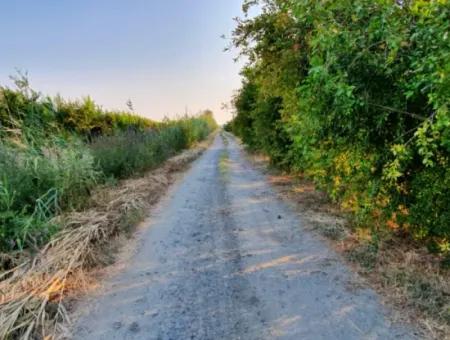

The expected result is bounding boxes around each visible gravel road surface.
[74,133,416,339]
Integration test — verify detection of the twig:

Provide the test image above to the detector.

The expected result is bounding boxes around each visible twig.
[368,102,428,121]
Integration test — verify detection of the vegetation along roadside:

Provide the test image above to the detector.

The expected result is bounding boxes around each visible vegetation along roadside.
[0,74,217,339]
[226,0,449,337]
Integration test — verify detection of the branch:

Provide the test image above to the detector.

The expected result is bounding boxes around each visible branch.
[368,102,428,121]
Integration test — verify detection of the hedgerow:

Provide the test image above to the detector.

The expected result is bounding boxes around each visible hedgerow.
[229,0,449,255]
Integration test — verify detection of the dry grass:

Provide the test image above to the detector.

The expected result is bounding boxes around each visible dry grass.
[363,240,450,339]
[0,139,211,340]
[247,152,450,340]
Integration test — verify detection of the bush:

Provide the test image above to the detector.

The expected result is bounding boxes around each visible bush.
[229,0,450,253]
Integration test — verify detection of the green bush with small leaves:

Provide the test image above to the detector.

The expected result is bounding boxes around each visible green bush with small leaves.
[229,0,449,253]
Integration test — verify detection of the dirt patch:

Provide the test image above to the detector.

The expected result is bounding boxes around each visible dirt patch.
[245,151,450,340]
[0,136,215,340]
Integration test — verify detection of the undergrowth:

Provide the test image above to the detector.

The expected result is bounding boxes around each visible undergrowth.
[261,162,449,337]
[0,75,217,255]
[227,0,450,260]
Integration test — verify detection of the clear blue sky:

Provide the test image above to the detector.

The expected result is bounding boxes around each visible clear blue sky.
[0,0,244,124]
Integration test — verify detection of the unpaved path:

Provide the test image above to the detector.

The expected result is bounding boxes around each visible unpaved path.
[74,133,416,339]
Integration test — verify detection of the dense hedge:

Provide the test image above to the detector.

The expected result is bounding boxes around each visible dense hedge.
[228,0,449,254]
[0,78,217,252]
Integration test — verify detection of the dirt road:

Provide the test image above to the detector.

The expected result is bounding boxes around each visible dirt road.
[74,133,416,339]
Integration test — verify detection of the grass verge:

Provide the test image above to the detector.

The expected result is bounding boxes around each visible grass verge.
[0,136,214,339]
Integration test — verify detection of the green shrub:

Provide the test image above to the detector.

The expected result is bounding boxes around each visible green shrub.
[229,0,450,253]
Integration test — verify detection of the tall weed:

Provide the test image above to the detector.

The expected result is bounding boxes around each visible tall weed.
[0,139,99,251]
[0,75,217,252]
[90,116,213,179]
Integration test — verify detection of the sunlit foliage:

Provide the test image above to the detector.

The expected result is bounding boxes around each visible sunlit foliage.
[229,0,449,254]
[0,78,216,252]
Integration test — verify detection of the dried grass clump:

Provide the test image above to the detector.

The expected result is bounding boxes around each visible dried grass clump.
[361,240,450,339]
[0,144,208,339]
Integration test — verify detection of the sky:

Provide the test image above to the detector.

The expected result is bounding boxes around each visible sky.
[0,0,245,124]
